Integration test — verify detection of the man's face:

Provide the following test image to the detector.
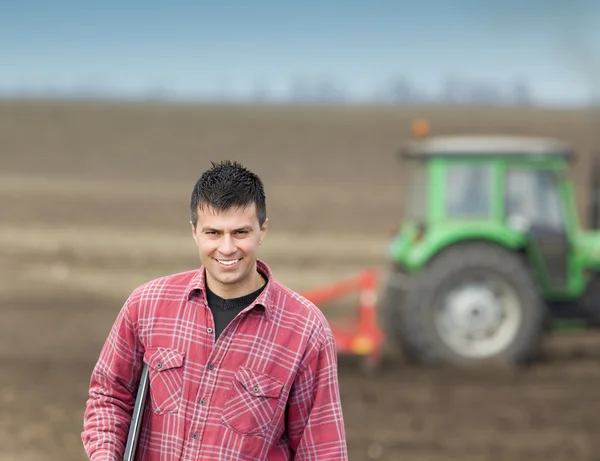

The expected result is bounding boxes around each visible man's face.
[191,202,267,297]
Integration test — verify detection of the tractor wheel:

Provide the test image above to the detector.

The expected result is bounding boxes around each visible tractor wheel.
[378,265,420,362]
[393,242,546,367]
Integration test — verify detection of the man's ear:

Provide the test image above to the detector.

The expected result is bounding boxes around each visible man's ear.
[259,218,268,245]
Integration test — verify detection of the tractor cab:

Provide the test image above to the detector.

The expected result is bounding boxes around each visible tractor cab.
[381,122,600,367]
[398,134,582,292]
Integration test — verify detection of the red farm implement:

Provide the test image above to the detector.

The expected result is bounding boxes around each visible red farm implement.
[301,268,385,370]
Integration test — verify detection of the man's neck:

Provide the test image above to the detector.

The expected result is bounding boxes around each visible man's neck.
[206,270,266,300]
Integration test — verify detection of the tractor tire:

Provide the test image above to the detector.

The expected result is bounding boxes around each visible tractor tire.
[378,265,420,363]
[391,242,547,367]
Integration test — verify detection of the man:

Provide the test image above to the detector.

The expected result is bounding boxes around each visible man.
[82,160,348,461]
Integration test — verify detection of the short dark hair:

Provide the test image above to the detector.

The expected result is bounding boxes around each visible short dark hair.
[190,160,267,228]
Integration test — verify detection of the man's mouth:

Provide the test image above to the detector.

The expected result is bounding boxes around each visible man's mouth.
[215,258,241,267]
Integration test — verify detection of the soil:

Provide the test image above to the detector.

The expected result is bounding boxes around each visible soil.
[1,100,599,461]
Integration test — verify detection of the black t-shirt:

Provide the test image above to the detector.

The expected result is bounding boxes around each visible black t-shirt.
[205,275,267,341]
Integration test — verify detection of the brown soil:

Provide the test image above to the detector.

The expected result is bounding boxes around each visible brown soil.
[1,100,599,461]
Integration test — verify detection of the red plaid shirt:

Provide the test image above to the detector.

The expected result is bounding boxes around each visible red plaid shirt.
[82,260,347,461]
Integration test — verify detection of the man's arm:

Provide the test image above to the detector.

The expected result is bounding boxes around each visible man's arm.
[82,296,144,461]
[286,332,348,460]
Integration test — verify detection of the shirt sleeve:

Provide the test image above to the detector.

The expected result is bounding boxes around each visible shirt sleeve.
[81,296,144,461]
[286,332,348,460]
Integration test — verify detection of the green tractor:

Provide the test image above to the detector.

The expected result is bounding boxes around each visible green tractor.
[381,129,600,367]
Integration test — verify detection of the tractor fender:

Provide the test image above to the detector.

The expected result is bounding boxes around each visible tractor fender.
[395,225,527,272]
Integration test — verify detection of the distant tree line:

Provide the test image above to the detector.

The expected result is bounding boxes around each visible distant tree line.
[273,75,534,106]
[3,74,536,107]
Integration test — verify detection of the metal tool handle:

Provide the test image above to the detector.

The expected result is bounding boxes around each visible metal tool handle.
[123,362,150,461]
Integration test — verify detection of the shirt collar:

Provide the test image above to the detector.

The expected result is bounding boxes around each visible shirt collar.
[186,259,275,321]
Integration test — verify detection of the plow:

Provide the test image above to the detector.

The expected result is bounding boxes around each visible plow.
[302,121,600,369]
[301,267,385,370]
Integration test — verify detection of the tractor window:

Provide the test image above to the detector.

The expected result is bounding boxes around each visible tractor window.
[505,169,564,229]
[445,165,492,218]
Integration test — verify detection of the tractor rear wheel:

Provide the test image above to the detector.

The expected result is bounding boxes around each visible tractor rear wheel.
[378,265,420,362]
[391,242,546,366]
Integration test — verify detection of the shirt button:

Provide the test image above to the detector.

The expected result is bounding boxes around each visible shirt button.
[156,363,162,369]
[208,363,214,370]
[192,432,198,439]
[200,399,206,405]
[207,327,213,333]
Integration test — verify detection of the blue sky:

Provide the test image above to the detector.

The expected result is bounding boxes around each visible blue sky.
[1,0,598,105]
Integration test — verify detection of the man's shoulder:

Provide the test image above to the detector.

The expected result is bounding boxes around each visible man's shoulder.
[127,268,200,303]
[270,279,333,337]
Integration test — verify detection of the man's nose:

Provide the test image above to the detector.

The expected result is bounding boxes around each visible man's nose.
[218,234,236,255]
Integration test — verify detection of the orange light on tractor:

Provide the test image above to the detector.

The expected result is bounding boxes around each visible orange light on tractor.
[411,118,430,138]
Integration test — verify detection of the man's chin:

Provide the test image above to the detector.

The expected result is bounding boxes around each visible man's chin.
[208,267,241,284]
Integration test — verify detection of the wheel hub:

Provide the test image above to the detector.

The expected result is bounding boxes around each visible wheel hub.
[435,280,523,359]
[446,286,502,334]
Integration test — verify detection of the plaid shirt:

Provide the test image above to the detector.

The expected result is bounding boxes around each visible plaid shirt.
[82,259,347,461]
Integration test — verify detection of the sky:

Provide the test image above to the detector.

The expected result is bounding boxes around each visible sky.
[1,0,599,106]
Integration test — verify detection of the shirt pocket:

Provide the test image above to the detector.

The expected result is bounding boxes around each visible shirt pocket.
[221,367,284,437]
[144,347,185,415]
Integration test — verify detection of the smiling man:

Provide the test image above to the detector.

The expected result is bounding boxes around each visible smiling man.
[82,160,348,461]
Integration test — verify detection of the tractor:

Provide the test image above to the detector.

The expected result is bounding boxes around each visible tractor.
[379,124,600,367]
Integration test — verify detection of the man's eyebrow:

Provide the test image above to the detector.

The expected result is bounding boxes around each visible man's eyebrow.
[199,225,253,232]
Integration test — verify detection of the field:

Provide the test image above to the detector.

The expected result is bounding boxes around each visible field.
[1,99,600,461]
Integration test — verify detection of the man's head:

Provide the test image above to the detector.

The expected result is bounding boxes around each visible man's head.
[190,160,268,298]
